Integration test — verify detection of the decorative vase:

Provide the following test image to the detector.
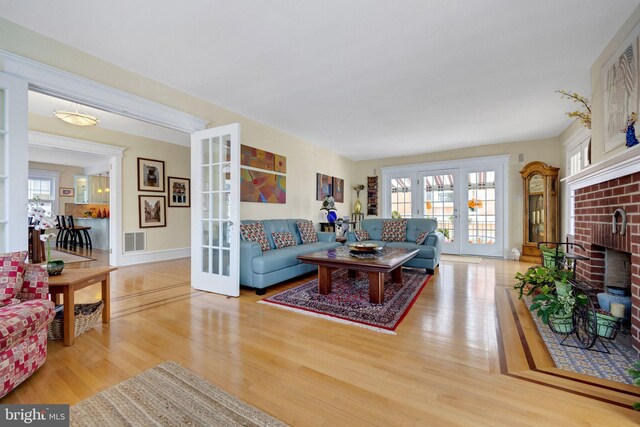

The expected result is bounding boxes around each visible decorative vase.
[354,198,362,214]
[326,210,338,224]
[47,259,65,276]
[549,314,573,334]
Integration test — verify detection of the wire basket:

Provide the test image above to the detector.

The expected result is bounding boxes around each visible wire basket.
[48,301,103,340]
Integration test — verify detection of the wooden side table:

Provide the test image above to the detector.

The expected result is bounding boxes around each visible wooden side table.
[48,266,117,346]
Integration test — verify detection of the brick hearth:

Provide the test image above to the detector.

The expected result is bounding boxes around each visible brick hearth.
[573,171,640,354]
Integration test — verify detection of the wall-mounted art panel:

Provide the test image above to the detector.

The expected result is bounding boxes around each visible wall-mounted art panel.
[241,169,286,203]
[241,145,287,174]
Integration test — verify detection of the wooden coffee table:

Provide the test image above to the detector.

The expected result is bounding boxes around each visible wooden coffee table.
[48,266,117,346]
[298,246,418,304]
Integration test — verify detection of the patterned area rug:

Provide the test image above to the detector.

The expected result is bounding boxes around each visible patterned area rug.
[526,298,636,384]
[259,269,431,334]
[71,361,286,427]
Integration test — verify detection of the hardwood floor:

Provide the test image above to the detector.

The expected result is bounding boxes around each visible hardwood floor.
[4,253,640,425]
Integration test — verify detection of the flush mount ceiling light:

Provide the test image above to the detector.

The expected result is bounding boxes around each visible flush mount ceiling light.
[53,103,99,126]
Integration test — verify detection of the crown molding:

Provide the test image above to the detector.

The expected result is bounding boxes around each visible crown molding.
[0,50,209,134]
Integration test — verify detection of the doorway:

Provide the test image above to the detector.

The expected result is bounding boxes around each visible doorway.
[382,155,509,258]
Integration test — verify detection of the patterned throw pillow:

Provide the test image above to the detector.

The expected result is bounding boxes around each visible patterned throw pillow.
[0,251,27,306]
[239,222,270,251]
[416,231,429,245]
[354,229,371,241]
[296,220,318,244]
[272,232,296,249]
[381,220,408,242]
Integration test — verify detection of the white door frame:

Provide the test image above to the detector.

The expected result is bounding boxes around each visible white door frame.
[28,131,124,265]
[1,50,208,265]
[381,155,510,258]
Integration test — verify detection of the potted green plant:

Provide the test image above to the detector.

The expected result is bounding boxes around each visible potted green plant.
[588,309,620,339]
[539,244,565,268]
[628,361,640,410]
[529,281,587,334]
[514,265,558,299]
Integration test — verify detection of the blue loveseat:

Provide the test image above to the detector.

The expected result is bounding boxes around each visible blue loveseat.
[240,219,342,294]
[346,218,442,274]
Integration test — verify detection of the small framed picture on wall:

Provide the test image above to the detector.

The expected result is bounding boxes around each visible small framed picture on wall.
[138,157,165,192]
[59,187,74,197]
[167,176,191,207]
[139,195,167,228]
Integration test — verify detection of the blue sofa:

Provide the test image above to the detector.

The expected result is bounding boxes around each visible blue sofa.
[346,218,442,274]
[240,219,342,294]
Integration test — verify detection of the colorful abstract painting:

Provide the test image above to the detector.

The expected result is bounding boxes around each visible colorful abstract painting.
[333,177,344,203]
[316,173,332,201]
[241,145,287,173]
[241,169,286,203]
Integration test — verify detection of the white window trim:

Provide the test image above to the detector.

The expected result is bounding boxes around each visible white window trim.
[28,168,60,215]
[562,127,591,235]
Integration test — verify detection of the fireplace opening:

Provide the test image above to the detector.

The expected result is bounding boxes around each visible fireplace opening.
[604,248,631,293]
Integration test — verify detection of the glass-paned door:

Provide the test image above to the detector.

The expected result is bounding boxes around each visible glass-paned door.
[460,168,502,256]
[390,177,412,218]
[421,170,459,254]
[0,73,28,253]
[191,124,240,296]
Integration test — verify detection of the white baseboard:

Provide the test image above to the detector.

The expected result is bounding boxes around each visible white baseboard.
[116,247,190,266]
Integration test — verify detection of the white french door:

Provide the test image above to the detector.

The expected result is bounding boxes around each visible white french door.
[0,73,29,253]
[421,169,460,254]
[191,124,241,296]
[383,156,508,258]
[419,167,504,257]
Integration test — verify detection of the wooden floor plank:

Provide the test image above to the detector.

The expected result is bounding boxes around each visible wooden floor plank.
[2,251,639,425]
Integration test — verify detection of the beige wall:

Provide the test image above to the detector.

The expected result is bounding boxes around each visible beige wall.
[28,160,83,212]
[353,137,563,251]
[590,5,640,164]
[29,114,192,251]
[1,18,355,257]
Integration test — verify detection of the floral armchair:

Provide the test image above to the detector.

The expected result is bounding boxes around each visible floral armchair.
[0,251,55,398]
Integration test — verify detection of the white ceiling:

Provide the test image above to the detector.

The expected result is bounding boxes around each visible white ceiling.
[3,1,640,161]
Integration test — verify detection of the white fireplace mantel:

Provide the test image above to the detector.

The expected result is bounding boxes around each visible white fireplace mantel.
[562,144,640,190]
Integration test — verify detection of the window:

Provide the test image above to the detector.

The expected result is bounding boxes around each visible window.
[564,130,591,235]
[566,138,590,176]
[390,177,411,218]
[28,170,59,217]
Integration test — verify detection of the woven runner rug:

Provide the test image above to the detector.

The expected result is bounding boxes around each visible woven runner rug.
[48,249,96,264]
[259,269,431,334]
[71,361,286,427]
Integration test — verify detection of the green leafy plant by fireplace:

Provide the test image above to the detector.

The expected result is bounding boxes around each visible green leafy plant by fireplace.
[528,281,587,326]
[513,264,574,299]
[629,361,640,410]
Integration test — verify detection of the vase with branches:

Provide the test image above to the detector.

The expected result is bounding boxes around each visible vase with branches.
[556,90,591,129]
[353,184,364,214]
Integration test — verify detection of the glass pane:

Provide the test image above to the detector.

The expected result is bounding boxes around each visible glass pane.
[222,164,231,191]
[467,171,496,245]
[212,165,220,192]
[201,138,210,166]
[0,224,4,253]
[201,247,210,273]
[222,136,231,162]
[0,89,5,130]
[211,221,220,247]
[212,193,220,219]
[212,249,220,274]
[212,136,220,164]
[424,174,454,242]
[202,220,210,246]
[222,249,230,276]
[222,221,231,248]
[390,177,412,218]
[0,134,4,175]
[0,182,4,219]
[202,165,210,191]
[529,194,544,243]
[202,193,210,218]
[222,192,231,219]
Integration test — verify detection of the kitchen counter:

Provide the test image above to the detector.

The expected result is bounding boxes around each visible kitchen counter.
[75,218,109,250]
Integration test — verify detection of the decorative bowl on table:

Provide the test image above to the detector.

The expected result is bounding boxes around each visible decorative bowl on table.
[348,242,382,253]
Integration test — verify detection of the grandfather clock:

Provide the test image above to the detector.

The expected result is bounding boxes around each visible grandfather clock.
[520,161,559,263]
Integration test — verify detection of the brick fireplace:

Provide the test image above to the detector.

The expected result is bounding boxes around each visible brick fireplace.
[572,170,640,354]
